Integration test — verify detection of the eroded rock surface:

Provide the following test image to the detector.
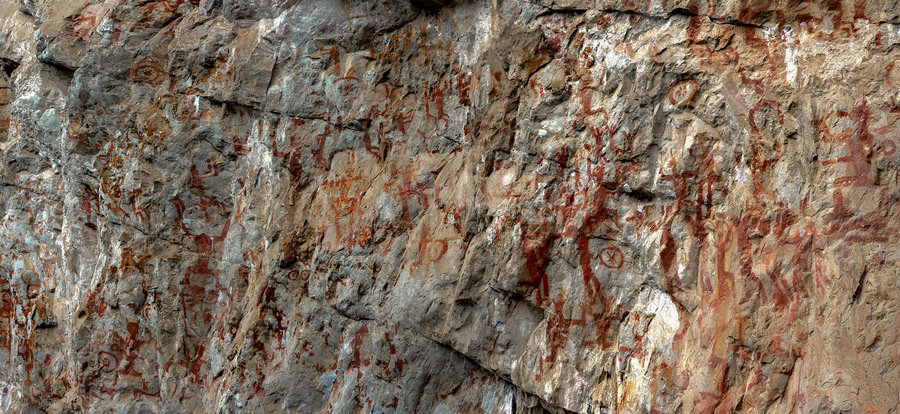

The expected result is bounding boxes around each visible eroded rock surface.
[1,0,899,412]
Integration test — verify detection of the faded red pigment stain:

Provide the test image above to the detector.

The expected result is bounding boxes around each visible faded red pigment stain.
[386,162,431,226]
[598,246,624,269]
[886,57,900,89]
[17,6,900,411]
[668,79,699,107]
[537,292,576,382]
[65,6,107,39]
[575,76,608,120]
[519,110,638,380]
[656,90,900,411]
[818,100,876,188]
[411,220,460,269]
[521,221,560,307]
[81,258,163,401]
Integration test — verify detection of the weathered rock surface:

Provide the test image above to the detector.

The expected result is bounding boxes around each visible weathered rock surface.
[1,0,899,412]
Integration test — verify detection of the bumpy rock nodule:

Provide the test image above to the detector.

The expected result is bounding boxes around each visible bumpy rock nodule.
[1,0,899,412]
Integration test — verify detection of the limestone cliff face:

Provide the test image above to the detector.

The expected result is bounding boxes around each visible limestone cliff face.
[1,0,899,412]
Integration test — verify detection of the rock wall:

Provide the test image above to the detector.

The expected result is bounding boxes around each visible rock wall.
[1,0,899,412]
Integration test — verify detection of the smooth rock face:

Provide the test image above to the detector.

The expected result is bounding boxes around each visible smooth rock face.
[1,0,899,412]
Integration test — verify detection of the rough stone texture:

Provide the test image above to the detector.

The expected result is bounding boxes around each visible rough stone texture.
[1,0,899,412]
